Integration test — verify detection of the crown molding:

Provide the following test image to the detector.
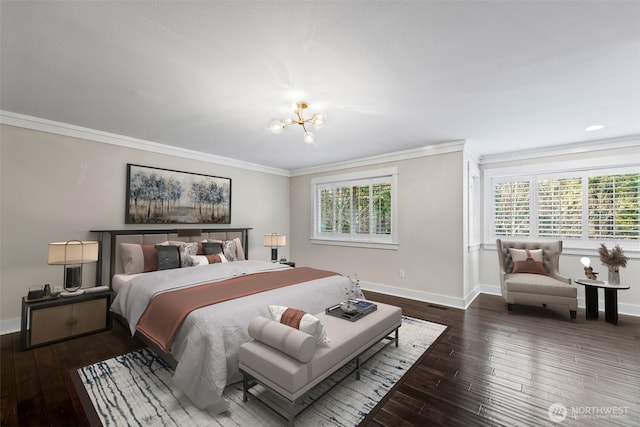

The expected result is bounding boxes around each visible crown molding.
[479,134,640,165]
[290,140,466,177]
[0,110,291,177]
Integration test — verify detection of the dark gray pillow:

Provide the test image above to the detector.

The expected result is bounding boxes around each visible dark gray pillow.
[202,241,223,255]
[155,245,180,270]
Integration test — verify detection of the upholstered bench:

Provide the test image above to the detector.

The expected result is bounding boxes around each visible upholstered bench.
[239,302,402,426]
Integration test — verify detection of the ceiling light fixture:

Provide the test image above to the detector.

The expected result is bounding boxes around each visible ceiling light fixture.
[585,124,604,131]
[270,102,326,144]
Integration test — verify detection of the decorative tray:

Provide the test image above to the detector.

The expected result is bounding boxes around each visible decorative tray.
[325,300,377,322]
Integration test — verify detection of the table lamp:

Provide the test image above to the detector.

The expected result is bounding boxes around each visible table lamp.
[263,233,286,262]
[580,257,598,280]
[48,240,99,292]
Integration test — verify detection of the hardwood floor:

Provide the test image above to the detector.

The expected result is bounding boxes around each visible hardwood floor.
[2,293,639,426]
[362,292,640,427]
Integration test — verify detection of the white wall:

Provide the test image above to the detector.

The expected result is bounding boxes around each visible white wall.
[289,147,467,308]
[0,124,290,332]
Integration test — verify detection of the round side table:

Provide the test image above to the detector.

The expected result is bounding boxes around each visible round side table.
[574,279,630,325]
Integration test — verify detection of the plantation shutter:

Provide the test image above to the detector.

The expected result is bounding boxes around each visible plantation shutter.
[588,173,640,240]
[372,183,392,235]
[315,173,393,240]
[493,180,530,236]
[537,177,582,238]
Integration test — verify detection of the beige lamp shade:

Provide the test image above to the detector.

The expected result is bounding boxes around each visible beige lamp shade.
[263,234,286,248]
[48,241,99,265]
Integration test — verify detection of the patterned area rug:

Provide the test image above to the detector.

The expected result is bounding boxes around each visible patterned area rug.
[73,316,446,426]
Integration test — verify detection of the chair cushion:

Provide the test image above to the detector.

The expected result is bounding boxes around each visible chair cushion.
[505,273,577,298]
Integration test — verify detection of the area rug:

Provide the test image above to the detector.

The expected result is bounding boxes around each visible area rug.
[72,316,446,426]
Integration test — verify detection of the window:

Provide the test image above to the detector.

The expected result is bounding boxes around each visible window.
[490,168,639,243]
[538,177,582,238]
[312,168,398,248]
[493,180,530,237]
[588,173,640,239]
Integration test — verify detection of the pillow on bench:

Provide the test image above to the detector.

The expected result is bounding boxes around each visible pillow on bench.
[268,305,330,344]
[248,316,317,363]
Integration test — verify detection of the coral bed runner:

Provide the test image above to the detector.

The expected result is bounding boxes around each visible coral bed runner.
[136,267,339,352]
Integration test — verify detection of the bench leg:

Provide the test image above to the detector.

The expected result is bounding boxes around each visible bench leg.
[242,372,249,402]
[356,356,361,380]
[395,328,399,347]
[287,401,296,427]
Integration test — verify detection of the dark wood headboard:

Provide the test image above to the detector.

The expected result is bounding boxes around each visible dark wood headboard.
[90,228,252,286]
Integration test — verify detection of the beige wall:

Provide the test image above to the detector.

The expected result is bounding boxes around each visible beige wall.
[290,150,467,307]
[0,124,290,330]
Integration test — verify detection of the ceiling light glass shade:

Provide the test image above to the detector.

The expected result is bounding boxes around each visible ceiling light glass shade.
[270,120,284,134]
[271,101,325,143]
[304,131,314,144]
[312,112,326,128]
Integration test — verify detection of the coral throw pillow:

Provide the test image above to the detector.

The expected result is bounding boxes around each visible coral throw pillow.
[510,248,548,275]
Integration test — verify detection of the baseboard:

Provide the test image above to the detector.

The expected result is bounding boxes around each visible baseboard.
[476,282,640,317]
[3,282,636,336]
[360,280,467,309]
[362,281,640,318]
[1,317,20,336]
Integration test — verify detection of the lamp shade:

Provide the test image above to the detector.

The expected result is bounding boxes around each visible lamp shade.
[48,241,99,265]
[263,234,286,248]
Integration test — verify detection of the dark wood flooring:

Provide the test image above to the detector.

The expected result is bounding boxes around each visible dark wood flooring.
[2,293,639,426]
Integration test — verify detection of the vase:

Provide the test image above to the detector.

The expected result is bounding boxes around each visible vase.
[340,300,358,313]
[608,266,620,285]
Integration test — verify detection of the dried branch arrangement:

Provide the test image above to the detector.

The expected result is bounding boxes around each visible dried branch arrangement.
[598,243,628,268]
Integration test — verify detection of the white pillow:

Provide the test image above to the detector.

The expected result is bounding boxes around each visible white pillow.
[189,253,228,266]
[189,255,210,266]
[509,248,543,262]
[248,316,317,363]
[268,305,329,344]
[179,242,199,267]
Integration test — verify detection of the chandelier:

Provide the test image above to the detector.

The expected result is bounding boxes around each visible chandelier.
[270,102,326,144]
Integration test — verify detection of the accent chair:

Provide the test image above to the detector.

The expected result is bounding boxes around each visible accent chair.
[496,239,577,322]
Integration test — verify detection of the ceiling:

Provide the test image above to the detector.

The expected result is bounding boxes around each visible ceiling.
[1,1,639,171]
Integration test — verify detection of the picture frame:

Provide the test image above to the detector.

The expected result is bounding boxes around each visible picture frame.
[125,164,231,224]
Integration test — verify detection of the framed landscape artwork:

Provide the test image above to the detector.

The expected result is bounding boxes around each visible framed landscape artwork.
[126,164,231,224]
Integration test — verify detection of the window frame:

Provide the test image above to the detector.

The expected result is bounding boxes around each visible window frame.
[310,167,399,250]
[484,162,640,253]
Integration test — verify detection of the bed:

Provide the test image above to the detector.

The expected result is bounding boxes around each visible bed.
[94,228,355,413]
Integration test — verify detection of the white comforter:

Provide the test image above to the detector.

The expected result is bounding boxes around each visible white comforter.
[110,260,353,413]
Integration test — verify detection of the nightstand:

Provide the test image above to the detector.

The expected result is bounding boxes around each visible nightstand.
[21,290,112,350]
[280,261,295,267]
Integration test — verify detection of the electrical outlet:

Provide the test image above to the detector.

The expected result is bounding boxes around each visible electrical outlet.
[399,269,405,278]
